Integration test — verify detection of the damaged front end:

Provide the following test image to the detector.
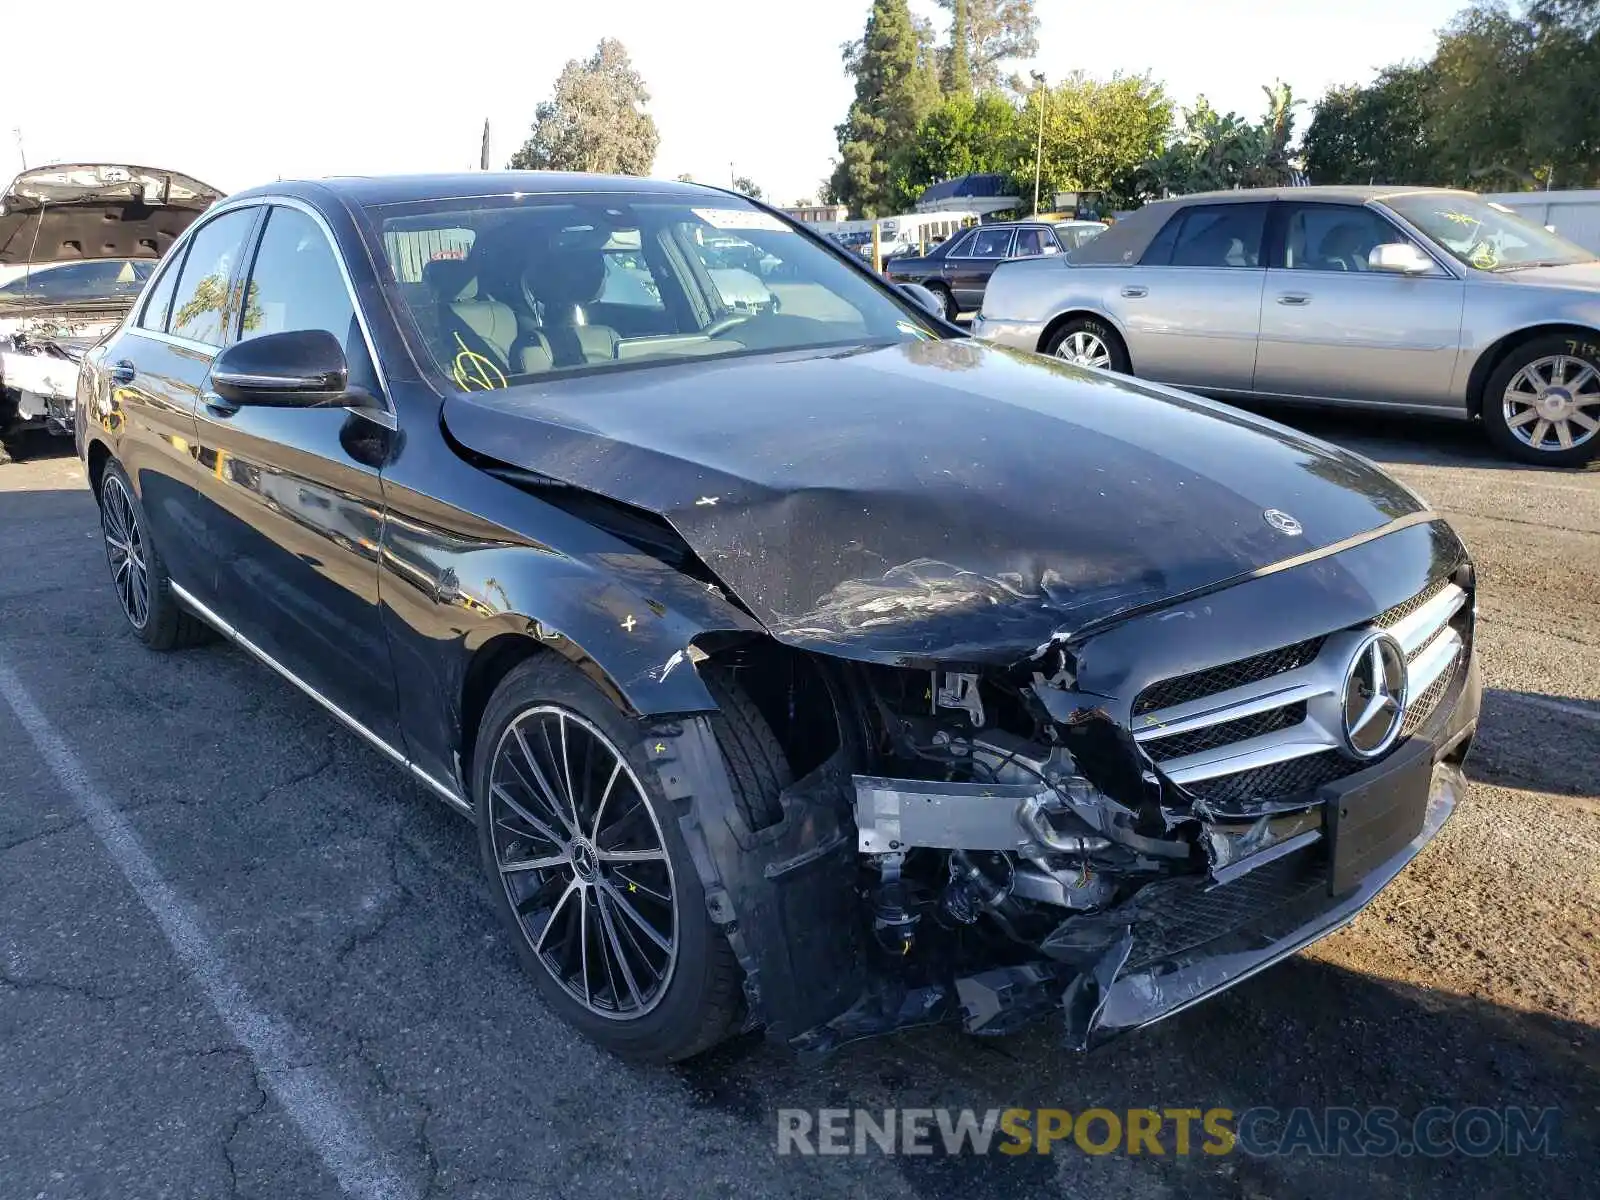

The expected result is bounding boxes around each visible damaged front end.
[667,544,1480,1058]
[0,316,111,439]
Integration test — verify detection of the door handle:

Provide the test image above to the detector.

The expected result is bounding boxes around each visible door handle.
[1277,293,1312,306]
[1120,285,1148,298]
[110,359,136,385]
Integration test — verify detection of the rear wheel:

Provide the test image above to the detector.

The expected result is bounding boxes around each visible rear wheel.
[925,282,958,322]
[98,461,212,649]
[474,656,789,1061]
[1482,334,1600,466]
[1044,315,1130,373]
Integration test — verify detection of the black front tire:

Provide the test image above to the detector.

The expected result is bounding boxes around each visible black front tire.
[1481,333,1600,467]
[98,460,212,650]
[474,656,788,1062]
[925,282,958,322]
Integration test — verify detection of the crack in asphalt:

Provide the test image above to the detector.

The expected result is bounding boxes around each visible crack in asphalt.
[0,818,83,854]
[353,1030,440,1199]
[251,751,337,808]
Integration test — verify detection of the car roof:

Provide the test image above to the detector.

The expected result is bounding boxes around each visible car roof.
[1145,184,1477,207]
[227,172,744,209]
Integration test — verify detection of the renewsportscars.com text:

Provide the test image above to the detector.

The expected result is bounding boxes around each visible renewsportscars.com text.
[776,1106,1560,1158]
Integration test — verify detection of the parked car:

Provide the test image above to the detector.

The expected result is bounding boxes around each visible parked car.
[0,163,219,461]
[885,219,1104,319]
[78,173,1480,1063]
[974,186,1600,466]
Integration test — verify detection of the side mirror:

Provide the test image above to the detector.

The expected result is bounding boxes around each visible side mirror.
[898,283,946,320]
[1368,243,1434,275]
[210,329,350,407]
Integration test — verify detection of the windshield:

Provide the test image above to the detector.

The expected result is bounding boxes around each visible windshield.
[370,193,935,390]
[1382,193,1597,271]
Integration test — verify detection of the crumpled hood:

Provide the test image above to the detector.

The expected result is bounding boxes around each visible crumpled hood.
[442,339,1423,665]
[0,163,220,267]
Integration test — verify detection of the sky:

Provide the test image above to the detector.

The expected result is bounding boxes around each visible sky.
[5,0,1468,205]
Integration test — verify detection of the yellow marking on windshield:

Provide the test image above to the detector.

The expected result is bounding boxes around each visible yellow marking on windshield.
[451,332,508,391]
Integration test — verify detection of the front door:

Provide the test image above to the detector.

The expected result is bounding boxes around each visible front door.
[187,203,403,748]
[943,226,1014,310]
[108,205,263,606]
[1253,202,1465,406]
[1119,201,1270,392]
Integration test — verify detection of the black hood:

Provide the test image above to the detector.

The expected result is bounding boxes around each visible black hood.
[0,163,221,267]
[441,340,1423,665]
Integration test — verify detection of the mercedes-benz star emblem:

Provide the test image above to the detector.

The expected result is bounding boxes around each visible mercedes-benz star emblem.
[1341,632,1408,759]
[1263,508,1303,536]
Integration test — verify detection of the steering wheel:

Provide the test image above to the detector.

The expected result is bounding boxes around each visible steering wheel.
[703,313,752,339]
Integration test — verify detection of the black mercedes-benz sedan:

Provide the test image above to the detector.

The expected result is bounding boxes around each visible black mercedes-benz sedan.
[76,173,1481,1063]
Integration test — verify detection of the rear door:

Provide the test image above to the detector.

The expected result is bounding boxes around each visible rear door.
[103,205,262,606]
[944,226,1014,310]
[188,202,403,748]
[1253,201,1465,406]
[1117,202,1269,391]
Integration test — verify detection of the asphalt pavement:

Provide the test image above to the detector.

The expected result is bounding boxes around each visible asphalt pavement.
[1,410,1597,1200]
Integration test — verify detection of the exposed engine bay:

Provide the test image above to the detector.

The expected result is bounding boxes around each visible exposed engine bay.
[0,314,114,441]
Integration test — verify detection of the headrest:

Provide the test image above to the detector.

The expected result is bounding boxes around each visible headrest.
[525,245,606,308]
[423,258,477,302]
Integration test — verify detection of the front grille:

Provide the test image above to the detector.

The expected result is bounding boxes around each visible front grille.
[1133,638,1324,716]
[1183,751,1364,806]
[1123,848,1330,971]
[1148,702,1308,763]
[1401,659,1458,738]
[1375,576,1452,631]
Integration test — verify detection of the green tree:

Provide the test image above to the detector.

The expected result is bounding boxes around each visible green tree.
[827,0,942,216]
[1019,73,1171,207]
[935,0,1039,93]
[1302,65,1439,184]
[507,39,659,175]
[943,0,974,95]
[903,91,1023,197]
[731,175,764,199]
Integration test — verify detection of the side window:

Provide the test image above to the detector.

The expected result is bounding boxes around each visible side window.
[239,207,356,348]
[168,208,259,347]
[1144,204,1268,268]
[1039,228,1063,254]
[968,228,1014,258]
[138,253,184,331]
[1282,204,1426,273]
[1014,228,1049,257]
[944,228,977,256]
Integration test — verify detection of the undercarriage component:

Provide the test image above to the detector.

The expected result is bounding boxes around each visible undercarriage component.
[940,850,1013,924]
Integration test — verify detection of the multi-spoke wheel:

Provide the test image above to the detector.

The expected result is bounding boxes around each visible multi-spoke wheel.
[1485,336,1600,466]
[96,460,212,649]
[474,657,786,1061]
[1043,315,1130,374]
[488,706,677,1019]
[101,472,150,630]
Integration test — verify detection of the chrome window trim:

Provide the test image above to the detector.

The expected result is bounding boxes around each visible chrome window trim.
[127,326,220,357]
[169,581,471,817]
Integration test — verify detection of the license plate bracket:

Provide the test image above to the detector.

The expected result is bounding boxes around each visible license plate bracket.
[1322,739,1434,895]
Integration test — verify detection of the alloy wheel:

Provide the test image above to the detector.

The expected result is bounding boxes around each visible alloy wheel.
[488,706,677,1019]
[1501,354,1600,453]
[101,474,150,630]
[1055,330,1112,369]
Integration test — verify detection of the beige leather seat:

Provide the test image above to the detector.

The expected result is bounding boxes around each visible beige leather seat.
[422,259,552,377]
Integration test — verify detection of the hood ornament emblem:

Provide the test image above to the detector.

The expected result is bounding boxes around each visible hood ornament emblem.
[1263,508,1303,536]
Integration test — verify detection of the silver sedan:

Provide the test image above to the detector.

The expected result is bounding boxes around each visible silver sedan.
[973,186,1600,465]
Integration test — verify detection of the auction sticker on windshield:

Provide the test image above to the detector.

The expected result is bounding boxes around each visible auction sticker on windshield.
[692,208,791,232]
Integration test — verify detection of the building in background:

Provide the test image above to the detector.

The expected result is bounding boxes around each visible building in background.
[780,203,849,225]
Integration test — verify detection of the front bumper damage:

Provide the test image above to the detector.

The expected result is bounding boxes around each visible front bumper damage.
[652,584,1481,1058]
